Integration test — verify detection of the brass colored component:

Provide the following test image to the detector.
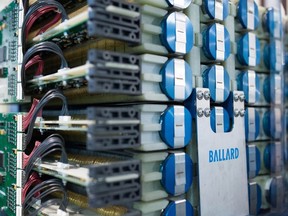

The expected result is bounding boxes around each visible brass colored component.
[54,191,128,216]
[53,153,119,166]
[67,154,118,165]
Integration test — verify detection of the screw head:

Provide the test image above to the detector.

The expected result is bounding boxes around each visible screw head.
[239,94,245,102]
[197,108,204,117]
[204,108,211,117]
[234,109,239,117]
[240,109,245,117]
[234,94,239,102]
[196,91,204,100]
[204,91,210,100]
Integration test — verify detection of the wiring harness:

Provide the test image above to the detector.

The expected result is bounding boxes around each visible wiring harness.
[22,0,68,52]
[23,89,69,146]
[21,41,69,92]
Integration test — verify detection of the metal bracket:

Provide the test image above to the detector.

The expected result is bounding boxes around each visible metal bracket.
[194,88,249,216]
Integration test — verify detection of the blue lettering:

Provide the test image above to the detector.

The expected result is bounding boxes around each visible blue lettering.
[235,148,239,159]
[209,151,213,163]
[219,149,222,161]
[208,148,240,163]
[214,150,218,162]
[226,148,230,160]
[231,148,235,159]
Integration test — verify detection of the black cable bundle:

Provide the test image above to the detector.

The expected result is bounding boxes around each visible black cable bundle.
[22,0,68,52]
[24,134,68,183]
[21,41,69,92]
[25,89,69,146]
[24,178,68,215]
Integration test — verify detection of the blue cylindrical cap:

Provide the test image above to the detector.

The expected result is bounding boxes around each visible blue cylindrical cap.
[203,0,229,21]
[237,33,260,67]
[248,183,262,214]
[166,0,192,9]
[202,23,230,61]
[264,40,283,72]
[160,58,193,101]
[263,75,282,104]
[237,71,260,104]
[161,12,193,55]
[268,177,284,208]
[162,200,194,216]
[202,65,230,103]
[245,108,260,141]
[262,108,282,139]
[161,153,193,196]
[237,0,259,30]
[264,143,271,170]
[264,8,283,38]
[160,106,192,149]
[246,145,261,178]
[210,107,230,133]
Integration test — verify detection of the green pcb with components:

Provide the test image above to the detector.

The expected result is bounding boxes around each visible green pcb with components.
[0,1,28,104]
[0,113,19,215]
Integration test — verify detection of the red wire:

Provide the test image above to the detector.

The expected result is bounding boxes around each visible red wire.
[22,172,42,203]
[25,6,62,38]
[37,13,62,35]
[23,98,42,131]
[25,55,44,76]
[23,141,41,168]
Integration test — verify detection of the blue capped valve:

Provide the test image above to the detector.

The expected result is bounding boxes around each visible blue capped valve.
[266,177,284,208]
[263,75,282,104]
[248,182,262,215]
[161,12,194,55]
[160,106,192,149]
[264,143,282,172]
[237,0,259,30]
[246,145,261,178]
[237,70,260,104]
[245,108,260,141]
[237,32,260,67]
[162,200,194,216]
[160,58,193,101]
[202,65,230,103]
[263,108,282,139]
[202,23,230,61]
[264,40,283,72]
[161,153,193,196]
[263,8,283,38]
[210,107,230,133]
[166,0,192,9]
[202,0,229,21]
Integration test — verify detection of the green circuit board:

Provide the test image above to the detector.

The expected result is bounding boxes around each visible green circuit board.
[0,113,20,215]
[0,1,29,104]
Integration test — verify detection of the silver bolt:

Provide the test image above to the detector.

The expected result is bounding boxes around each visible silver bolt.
[239,94,245,102]
[197,108,204,117]
[204,91,210,100]
[234,109,239,117]
[204,108,211,117]
[234,94,239,102]
[240,109,245,117]
[196,91,204,100]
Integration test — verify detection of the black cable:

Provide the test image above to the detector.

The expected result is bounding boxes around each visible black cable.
[25,89,69,146]
[24,134,68,182]
[26,186,66,211]
[23,0,29,14]
[22,0,68,52]
[24,178,67,210]
[21,41,68,92]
